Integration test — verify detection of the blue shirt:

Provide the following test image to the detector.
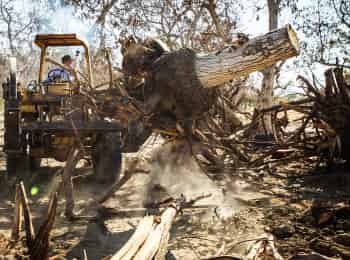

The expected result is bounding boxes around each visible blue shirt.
[44,68,70,83]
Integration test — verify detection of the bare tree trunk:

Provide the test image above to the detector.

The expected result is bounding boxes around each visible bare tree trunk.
[257,0,280,136]
[203,0,229,42]
[260,66,276,135]
[195,25,299,88]
[122,25,299,123]
[7,23,15,55]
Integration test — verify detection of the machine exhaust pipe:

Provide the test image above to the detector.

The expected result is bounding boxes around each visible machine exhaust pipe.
[4,56,21,153]
[8,57,18,100]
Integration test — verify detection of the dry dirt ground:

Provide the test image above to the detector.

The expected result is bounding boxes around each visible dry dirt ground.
[0,120,350,259]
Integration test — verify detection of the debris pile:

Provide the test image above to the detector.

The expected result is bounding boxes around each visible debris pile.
[89,25,301,174]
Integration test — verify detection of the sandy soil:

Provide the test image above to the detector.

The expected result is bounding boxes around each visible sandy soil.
[0,112,349,260]
[0,150,268,259]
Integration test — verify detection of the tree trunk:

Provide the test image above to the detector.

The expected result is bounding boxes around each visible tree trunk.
[260,67,276,135]
[258,0,280,136]
[122,25,299,124]
[204,0,229,42]
[19,181,35,249]
[195,25,299,88]
[7,21,15,56]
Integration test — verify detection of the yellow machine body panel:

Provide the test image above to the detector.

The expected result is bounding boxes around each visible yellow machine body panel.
[19,87,37,113]
[51,136,75,145]
[20,104,36,113]
[46,83,71,96]
[34,34,87,48]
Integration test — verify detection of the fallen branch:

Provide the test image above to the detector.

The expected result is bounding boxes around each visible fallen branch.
[11,184,23,241]
[111,194,209,260]
[19,181,35,249]
[29,193,58,260]
[111,216,155,260]
[10,182,58,260]
[245,234,283,260]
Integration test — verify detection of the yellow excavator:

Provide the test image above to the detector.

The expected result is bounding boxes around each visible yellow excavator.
[2,34,122,183]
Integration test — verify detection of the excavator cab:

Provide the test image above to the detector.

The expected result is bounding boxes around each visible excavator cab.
[35,34,93,94]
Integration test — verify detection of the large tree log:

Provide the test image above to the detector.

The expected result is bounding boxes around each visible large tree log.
[122,25,299,123]
[196,24,299,88]
[123,25,299,89]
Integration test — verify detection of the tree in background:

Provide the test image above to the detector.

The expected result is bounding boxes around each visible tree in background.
[65,0,242,51]
[292,0,349,68]
[257,0,280,138]
[255,0,349,138]
[0,0,53,81]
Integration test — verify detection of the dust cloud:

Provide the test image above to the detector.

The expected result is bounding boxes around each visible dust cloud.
[145,140,240,221]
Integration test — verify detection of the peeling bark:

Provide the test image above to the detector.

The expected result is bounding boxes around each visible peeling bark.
[196,25,299,88]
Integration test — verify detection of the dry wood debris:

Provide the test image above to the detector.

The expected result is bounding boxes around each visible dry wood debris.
[11,182,58,260]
